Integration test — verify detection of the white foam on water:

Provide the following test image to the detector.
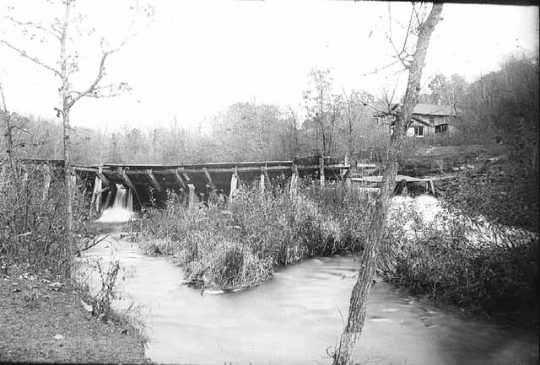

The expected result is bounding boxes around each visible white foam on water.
[389,194,537,248]
[96,208,136,223]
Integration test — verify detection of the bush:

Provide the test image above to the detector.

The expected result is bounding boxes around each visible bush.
[0,163,90,277]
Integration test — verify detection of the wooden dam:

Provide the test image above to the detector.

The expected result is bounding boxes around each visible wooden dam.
[70,156,350,214]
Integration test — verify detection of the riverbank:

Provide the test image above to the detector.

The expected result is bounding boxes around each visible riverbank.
[0,264,149,364]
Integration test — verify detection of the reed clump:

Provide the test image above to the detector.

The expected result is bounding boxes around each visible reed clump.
[129,182,375,290]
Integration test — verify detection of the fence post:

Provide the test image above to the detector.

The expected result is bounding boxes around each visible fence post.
[319,156,325,186]
[290,162,299,197]
[188,184,196,212]
[42,164,51,202]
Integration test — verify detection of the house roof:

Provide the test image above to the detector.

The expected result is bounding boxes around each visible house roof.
[413,104,458,116]
[373,103,460,119]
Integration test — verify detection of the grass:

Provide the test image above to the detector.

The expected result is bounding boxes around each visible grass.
[129,182,375,290]
[0,264,149,364]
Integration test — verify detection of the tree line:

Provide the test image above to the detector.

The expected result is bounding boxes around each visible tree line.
[3,54,538,168]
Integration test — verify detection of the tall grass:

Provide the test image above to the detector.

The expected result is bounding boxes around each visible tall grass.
[379,199,539,323]
[129,182,375,290]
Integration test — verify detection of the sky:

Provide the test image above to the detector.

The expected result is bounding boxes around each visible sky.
[0,1,538,133]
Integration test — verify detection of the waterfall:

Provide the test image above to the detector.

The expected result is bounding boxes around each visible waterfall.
[96,184,136,223]
[113,186,127,209]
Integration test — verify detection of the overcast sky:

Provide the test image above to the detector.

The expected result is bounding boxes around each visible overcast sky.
[0,1,538,132]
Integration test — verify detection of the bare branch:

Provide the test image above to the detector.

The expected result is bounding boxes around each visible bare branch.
[10,125,32,135]
[359,59,401,77]
[0,40,61,77]
[401,7,414,56]
[68,50,110,106]
[6,15,62,40]
[0,82,7,112]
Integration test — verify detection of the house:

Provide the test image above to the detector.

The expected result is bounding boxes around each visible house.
[408,101,460,137]
[374,101,460,137]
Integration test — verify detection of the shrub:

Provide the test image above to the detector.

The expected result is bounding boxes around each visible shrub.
[0,163,90,277]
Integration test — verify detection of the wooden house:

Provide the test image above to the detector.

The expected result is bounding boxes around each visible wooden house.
[374,101,461,137]
[408,102,460,137]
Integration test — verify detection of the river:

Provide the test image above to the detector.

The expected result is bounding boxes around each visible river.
[78,235,538,365]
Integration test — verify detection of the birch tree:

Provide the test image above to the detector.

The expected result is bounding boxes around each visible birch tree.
[0,0,151,272]
[333,4,444,364]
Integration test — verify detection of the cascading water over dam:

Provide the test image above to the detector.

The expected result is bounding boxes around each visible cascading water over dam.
[96,184,136,223]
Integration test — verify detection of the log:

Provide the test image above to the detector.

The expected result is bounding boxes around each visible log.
[173,168,187,190]
[146,169,164,192]
[203,167,217,192]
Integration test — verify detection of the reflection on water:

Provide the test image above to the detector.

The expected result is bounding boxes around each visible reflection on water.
[80,236,538,365]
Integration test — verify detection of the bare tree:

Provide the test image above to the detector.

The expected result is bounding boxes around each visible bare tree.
[1,0,151,272]
[332,4,444,364]
[303,68,342,156]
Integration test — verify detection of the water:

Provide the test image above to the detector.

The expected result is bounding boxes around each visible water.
[79,236,538,365]
[96,185,136,223]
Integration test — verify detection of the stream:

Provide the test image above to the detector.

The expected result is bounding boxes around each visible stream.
[78,235,538,365]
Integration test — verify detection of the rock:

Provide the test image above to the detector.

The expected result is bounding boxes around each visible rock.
[53,334,64,341]
[466,164,475,169]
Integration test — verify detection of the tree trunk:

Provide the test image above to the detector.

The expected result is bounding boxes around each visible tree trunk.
[61,0,74,273]
[0,84,19,201]
[333,4,443,365]
[63,108,74,263]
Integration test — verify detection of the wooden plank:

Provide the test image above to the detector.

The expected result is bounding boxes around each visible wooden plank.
[178,166,291,174]
[289,163,299,196]
[173,168,187,190]
[229,170,238,203]
[146,169,164,192]
[89,175,102,217]
[97,166,109,185]
[188,184,196,212]
[42,164,51,202]
[234,166,242,187]
[263,165,272,190]
[121,169,136,191]
[319,157,325,186]
[120,169,141,207]
[259,167,265,193]
[203,167,217,192]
